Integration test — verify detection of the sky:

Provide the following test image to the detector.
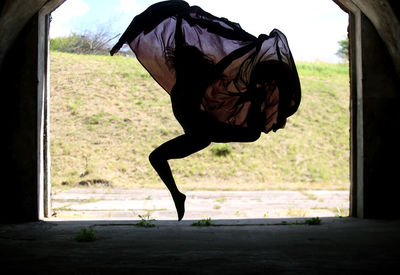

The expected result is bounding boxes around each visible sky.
[50,0,348,62]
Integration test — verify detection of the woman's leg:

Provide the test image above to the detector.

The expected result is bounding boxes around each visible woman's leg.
[149,134,211,220]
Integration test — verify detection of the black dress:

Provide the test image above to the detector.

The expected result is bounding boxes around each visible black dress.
[111,0,301,134]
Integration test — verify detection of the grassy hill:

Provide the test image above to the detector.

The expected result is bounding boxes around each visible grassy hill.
[50,51,350,191]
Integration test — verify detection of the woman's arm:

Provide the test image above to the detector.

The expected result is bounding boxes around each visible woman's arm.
[110,0,189,56]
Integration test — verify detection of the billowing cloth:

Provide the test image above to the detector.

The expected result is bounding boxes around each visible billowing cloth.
[111,0,301,133]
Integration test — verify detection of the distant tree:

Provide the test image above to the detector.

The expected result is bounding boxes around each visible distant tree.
[50,33,82,53]
[50,26,120,55]
[336,37,349,62]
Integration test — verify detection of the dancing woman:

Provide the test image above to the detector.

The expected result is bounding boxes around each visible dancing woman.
[111,0,301,221]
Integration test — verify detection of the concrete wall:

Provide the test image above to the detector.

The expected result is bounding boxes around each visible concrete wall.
[358,14,400,218]
[0,0,63,223]
[0,0,48,66]
[1,13,41,222]
[0,0,399,222]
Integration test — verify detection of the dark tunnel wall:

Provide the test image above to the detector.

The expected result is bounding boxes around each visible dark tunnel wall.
[357,14,400,218]
[388,0,400,20]
[2,14,41,222]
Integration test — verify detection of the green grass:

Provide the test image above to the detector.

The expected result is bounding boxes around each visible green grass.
[74,227,97,242]
[50,51,350,192]
[210,144,232,157]
[191,218,214,226]
[136,214,155,227]
[305,217,321,225]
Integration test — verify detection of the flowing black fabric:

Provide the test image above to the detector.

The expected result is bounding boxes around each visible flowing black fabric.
[111,0,301,133]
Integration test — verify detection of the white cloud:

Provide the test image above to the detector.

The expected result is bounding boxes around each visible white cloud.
[186,0,348,62]
[50,0,90,37]
[114,0,147,15]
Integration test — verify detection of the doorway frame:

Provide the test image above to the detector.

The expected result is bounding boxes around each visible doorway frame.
[37,0,363,219]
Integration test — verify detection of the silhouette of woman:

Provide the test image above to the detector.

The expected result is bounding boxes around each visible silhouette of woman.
[111,0,301,221]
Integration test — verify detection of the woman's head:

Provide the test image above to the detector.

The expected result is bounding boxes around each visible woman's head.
[166,45,216,82]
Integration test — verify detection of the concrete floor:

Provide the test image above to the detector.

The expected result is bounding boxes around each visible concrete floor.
[1,217,400,274]
[51,188,350,220]
[1,189,398,274]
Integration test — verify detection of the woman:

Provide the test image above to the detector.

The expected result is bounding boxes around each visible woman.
[111,0,301,221]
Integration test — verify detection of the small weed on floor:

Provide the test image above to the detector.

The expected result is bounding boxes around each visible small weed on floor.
[191,218,214,226]
[136,214,155,228]
[305,217,321,225]
[75,227,97,242]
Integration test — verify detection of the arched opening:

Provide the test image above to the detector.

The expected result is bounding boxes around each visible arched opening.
[46,0,351,221]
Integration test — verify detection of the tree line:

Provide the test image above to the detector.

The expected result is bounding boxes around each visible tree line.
[50,29,133,56]
[50,29,348,61]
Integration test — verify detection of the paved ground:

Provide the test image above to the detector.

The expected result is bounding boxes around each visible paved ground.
[51,188,350,221]
[1,218,399,274]
[2,188,399,274]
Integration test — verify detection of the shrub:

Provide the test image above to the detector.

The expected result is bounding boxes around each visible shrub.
[210,144,231,157]
[74,227,97,242]
[191,218,214,226]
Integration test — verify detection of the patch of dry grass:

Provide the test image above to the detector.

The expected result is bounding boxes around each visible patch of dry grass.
[50,52,350,192]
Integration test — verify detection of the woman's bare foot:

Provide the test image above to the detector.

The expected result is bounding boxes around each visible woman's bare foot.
[172,193,186,221]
